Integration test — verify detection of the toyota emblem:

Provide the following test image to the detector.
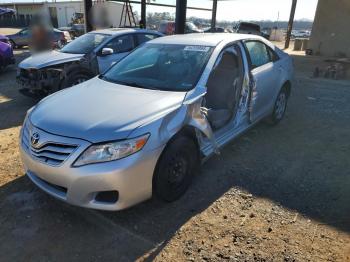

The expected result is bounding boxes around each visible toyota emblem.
[31,132,40,147]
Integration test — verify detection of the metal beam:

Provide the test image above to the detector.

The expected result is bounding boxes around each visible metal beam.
[211,0,218,32]
[83,0,93,32]
[175,0,187,34]
[109,0,211,12]
[285,0,297,49]
[140,0,146,28]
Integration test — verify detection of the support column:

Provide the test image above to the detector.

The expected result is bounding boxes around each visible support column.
[211,0,218,32]
[83,0,93,32]
[175,0,187,34]
[140,0,146,28]
[285,0,297,49]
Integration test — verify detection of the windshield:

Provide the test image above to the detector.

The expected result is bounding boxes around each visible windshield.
[102,43,213,91]
[61,33,109,54]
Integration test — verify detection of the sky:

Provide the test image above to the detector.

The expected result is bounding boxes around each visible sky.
[136,0,319,21]
[0,0,319,21]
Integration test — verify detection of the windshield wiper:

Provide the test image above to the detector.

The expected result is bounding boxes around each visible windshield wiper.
[126,82,160,90]
[110,79,161,90]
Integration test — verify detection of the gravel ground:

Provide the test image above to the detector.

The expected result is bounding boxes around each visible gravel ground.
[0,48,349,262]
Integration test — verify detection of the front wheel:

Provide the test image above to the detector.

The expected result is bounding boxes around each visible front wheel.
[60,72,91,89]
[153,136,199,202]
[9,40,16,49]
[269,86,288,125]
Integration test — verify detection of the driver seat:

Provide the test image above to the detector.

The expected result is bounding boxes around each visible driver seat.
[205,52,240,130]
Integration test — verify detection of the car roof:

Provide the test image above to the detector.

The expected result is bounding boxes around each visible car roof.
[90,28,161,36]
[150,33,265,47]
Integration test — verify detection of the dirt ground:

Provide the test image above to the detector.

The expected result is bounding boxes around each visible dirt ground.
[0,28,21,35]
[0,45,349,262]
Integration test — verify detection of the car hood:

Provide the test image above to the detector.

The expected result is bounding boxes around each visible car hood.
[19,50,84,69]
[30,77,186,143]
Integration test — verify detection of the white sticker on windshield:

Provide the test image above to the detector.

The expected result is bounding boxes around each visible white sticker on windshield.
[184,46,210,52]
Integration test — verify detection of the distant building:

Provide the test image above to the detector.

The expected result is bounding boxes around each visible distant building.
[0,1,128,28]
[309,0,350,57]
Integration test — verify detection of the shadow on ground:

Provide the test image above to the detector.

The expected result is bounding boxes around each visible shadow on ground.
[0,49,36,130]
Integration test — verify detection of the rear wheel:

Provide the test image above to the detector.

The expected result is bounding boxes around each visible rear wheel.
[269,86,288,125]
[9,40,16,49]
[153,136,199,202]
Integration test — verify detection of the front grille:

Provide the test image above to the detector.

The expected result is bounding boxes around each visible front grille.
[22,121,78,166]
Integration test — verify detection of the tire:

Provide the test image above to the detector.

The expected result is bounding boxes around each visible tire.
[60,72,91,89]
[9,40,16,49]
[56,40,65,49]
[0,57,4,72]
[269,86,288,125]
[153,136,199,202]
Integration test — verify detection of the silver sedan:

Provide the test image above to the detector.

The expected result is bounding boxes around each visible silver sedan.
[20,33,294,211]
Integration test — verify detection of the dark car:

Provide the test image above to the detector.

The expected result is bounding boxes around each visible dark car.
[0,34,15,70]
[234,22,270,39]
[7,28,71,49]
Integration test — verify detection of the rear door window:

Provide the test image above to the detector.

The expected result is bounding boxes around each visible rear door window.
[105,34,135,53]
[135,34,159,46]
[244,41,272,69]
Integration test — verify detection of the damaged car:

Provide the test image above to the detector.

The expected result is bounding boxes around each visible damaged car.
[20,33,293,210]
[17,28,162,97]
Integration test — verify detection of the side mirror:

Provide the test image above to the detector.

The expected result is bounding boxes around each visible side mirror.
[101,48,113,56]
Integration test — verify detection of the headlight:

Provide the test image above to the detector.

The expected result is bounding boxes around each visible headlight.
[73,134,150,167]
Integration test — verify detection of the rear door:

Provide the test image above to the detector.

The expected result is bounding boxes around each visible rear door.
[243,40,280,122]
[97,34,135,73]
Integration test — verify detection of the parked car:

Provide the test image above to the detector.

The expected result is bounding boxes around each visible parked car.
[204,27,227,33]
[291,30,311,39]
[234,22,270,39]
[59,24,85,39]
[0,35,15,70]
[7,28,71,49]
[17,28,163,97]
[20,33,294,211]
[159,21,203,35]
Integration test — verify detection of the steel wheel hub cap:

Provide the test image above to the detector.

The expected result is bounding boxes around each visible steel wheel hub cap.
[275,93,286,119]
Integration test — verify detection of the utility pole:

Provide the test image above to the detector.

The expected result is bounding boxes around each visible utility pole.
[285,0,297,49]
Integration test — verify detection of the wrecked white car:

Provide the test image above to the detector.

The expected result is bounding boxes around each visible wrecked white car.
[20,33,293,210]
[16,28,162,97]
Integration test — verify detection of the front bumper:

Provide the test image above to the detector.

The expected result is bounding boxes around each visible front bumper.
[16,67,61,94]
[19,124,164,211]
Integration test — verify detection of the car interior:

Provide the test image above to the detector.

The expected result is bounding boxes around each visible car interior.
[204,45,244,130]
